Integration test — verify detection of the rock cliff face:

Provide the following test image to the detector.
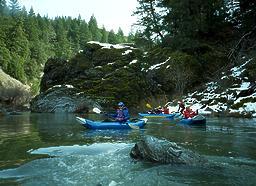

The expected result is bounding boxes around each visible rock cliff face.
[30,41,256,116]
[130,135,207,165]
[30,42,150,112]
[0,69,30,114]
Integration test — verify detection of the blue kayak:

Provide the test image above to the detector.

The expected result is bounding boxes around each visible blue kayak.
[173,114,206,125]
[138,113,176,118]
[76,117,148,129]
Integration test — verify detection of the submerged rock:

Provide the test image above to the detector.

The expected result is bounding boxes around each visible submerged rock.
[130,135,207,165]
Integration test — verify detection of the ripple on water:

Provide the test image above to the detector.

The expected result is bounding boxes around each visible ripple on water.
[0,142,255,186]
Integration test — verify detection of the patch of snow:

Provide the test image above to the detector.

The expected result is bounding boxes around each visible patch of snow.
[65,85,74,88]
[87,41,133,49]
[244,102,256,112]
[221,75,228,79]
[167,105,179,113]
[147,57,170,71]
[122,50,132,55]
[95,66,102,69]
[230,81,250,91]
[107,62,115,65]
[206,82,218,91]
[52,85,62,88]
[234,94,255,104]
[129,60,137,65]
[230,58,252,77]
[239,82,250,90]
[199,110,212,115]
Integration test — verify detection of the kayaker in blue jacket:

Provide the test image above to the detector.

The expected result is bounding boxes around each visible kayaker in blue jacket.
[112,102,130,122]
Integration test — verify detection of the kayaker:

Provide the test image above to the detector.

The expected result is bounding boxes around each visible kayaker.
[177,100,185,113]
[183,106,198,119]
[162,106,169,114]
[147,106,162,114]
[113,102,130,122]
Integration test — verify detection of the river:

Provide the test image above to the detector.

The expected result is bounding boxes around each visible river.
[0,113,255,186]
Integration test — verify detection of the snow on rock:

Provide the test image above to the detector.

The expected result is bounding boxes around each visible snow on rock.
[183,58,256,117]
[88,41,135,50]
[146,57,170,72]
[129,60,137,65]
[122,50,133,55]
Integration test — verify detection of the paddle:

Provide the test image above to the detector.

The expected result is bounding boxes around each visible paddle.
[146,103,152,109]
[164,102,172,107]
[93,107,104,114]
[92,107,140,129]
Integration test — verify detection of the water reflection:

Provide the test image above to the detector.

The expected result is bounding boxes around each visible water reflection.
[0,112,32,138]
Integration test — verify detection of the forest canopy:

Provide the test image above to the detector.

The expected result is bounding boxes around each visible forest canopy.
[0,0,133,94]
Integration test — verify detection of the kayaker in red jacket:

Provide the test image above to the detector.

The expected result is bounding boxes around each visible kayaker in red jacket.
[183,106,198,119]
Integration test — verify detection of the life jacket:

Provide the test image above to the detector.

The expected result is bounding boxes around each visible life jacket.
[163,108,169,114]
[183,109,197,119]
[116,107,129,122]
[116,109,125,120]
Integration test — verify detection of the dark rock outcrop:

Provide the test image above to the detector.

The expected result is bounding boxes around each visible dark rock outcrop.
[33,42,150,112]
[130,135,207,165]
[30,86,101,113]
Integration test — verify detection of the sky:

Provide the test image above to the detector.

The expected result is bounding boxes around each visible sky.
[17,0,138,35]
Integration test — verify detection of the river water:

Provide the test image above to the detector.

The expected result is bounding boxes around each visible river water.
[0,113,255,186]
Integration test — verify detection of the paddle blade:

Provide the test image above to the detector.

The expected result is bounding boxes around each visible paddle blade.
[128,124,140,130]
[146,103,152,109]
[93,107,101,114]
[164,102,171,107]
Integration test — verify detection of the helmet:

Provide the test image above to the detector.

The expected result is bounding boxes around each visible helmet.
[118,102,124,106]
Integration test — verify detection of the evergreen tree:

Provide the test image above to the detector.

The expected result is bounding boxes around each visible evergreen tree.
[134,0,229,44]
[133,0,165,42]
[237,0,256,32]
[101,25,108,43]
[88,15,101,41]
[37,15,55,58]
[116,27,125,43]
[24,7,44,79]
[53,17,72,59]
[68,17,80,52]
[0,40,11,72]
[0,0,8,15]
[108,29,118,44]
[79,21,92,47]
[9,0,21,16]
[6,20,29,82]
[127,32,135,43]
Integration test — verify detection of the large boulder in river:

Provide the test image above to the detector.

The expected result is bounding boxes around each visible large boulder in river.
[34,41,150,111]
[130,135,207,165]
[30,85,101,113]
